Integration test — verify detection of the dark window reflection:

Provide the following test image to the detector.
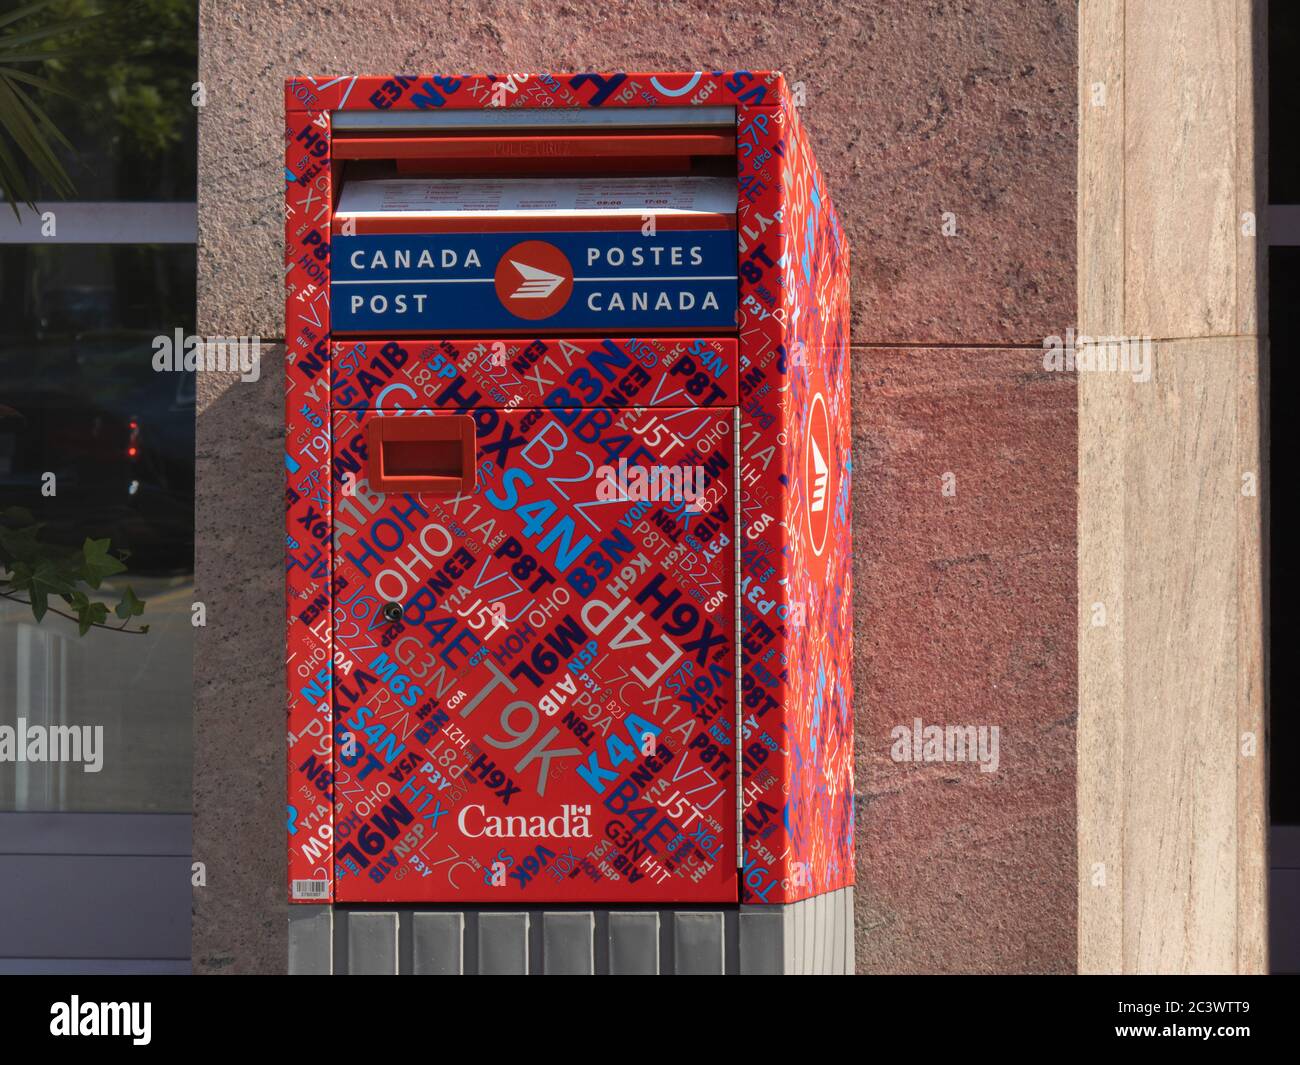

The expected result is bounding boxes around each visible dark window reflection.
[0,245,193,812]
[0,246,195,570]
[1271,0,1299,204]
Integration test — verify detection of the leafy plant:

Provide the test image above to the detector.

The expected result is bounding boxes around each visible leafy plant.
[0,0,85,218]
[0,0,196,212]
[0,506,148,635]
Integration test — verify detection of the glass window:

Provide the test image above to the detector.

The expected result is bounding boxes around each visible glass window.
[0,1,196,814]
[0,246,194,812]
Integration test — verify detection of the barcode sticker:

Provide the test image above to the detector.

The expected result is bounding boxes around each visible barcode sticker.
[291,879,329,900]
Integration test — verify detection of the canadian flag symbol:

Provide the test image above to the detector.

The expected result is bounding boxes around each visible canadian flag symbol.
[809,436,828,512]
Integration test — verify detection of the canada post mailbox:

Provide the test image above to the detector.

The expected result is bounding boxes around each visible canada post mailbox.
[285,72,853,907]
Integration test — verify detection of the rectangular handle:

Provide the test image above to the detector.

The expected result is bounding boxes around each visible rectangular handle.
[365,414,476,495]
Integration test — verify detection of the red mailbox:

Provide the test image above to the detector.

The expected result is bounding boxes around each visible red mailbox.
[285,72,852,907]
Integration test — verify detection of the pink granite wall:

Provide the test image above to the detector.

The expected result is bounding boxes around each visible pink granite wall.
[853,352,1076,973]
[197,0,1077,973]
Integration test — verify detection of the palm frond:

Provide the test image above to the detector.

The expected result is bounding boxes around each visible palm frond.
[0,2,58,34]
[0,0,90,218]
[10,71,75,154]
[0,50,89,64]
[0,76,73,194]
[0,121,34,207]
[0,66,74,96]
[0,18,96,52]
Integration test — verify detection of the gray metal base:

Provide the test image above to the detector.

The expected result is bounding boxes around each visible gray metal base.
[289,887,854,974]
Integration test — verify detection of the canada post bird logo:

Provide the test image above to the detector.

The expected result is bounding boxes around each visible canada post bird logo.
[494,240,574,319]
[806,391,832,560]
[809,434,829,513]
[509,260,565,299]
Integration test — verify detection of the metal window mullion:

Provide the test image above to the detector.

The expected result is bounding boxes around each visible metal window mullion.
[0,202,197,244]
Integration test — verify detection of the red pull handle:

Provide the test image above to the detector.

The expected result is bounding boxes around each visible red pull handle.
[365,414,476,495]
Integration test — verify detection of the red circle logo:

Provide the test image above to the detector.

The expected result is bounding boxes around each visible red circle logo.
[805,391,832,561]
[493,240,574,320]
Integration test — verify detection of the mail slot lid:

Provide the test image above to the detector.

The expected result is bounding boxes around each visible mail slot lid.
[330,176,738,334]
[330,337,739,410]
[330,405,738,904]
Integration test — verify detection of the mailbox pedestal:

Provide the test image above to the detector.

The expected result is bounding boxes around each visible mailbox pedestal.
[285,70,852,974]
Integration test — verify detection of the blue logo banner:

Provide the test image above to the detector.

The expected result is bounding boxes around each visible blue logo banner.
[331,230,738,332]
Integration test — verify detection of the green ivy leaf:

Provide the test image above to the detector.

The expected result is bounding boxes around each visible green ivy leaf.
[24,557,76,622]
[81,537,126,588]
[76,600,108,636]
[0,501,145,637]
[0,521,44,564]
[6,559,33,594]
[114,585,144,620]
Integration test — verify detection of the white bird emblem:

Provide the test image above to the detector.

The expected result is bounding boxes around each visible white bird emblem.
[508,260,565,299]
[809,436,828,512]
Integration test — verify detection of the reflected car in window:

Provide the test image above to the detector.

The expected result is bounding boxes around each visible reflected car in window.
[0,332,194,572]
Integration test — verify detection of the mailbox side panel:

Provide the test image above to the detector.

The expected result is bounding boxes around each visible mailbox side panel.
[777,98,854,902]
[734,99,853,905]
[285,106,336,903]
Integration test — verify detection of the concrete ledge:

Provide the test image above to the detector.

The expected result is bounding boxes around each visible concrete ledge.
[347,912,398,975]
[478,913,529,975]
[288,907,332,976]
[290,890,854,974]
[412,913,462,976]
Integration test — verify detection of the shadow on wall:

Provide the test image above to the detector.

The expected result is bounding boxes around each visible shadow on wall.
[193,359,286,974]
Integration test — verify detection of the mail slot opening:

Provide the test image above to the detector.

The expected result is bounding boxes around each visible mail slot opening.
[365,414,476,494]
[381,438,461,478]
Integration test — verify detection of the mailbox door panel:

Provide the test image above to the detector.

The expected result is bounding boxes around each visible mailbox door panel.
[330,405,738,903]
